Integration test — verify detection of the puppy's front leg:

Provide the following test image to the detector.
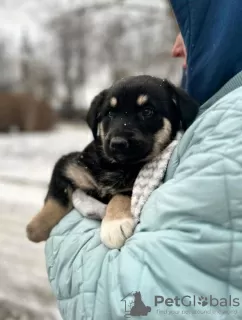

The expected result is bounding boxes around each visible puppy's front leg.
[100,194,135,249]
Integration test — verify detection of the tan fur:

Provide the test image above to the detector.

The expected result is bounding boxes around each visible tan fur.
[100,194,135,249]
[65,164,98,190]
[0,92,56,132]
[137,94,148,106]
[105,194,132,220]
[26,165,98,243]
[26,197,72,242]
[110,97,117,107]
[150,118,172,158]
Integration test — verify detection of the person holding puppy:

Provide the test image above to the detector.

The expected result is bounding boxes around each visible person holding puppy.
[45,1,242,319]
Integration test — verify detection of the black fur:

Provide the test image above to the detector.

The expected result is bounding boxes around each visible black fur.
[46,76,199,207]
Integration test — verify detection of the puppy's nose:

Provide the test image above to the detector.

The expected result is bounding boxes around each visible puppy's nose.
[110,137,129,151]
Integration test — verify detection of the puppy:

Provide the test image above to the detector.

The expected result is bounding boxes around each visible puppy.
[26,75,199,248]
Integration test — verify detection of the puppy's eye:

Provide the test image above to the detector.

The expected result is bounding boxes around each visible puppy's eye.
[141,108,154,118]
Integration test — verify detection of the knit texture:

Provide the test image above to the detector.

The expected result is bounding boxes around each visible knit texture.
[131,132,182,223]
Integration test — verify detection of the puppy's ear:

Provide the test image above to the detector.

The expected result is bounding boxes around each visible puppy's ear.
[86,89,108,139]
[164,80,199,131]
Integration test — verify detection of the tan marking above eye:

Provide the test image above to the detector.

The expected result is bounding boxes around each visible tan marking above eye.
[110,97,117,107]
[137,94,148,106]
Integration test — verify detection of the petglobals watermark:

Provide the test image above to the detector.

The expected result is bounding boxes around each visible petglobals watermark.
[154,295,240,308]
[121,292,240,318]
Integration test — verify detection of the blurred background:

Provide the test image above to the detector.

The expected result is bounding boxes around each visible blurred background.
[0,0,183,319]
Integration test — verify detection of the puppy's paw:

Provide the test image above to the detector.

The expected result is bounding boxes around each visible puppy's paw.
[100,217,135,249]
[26,220,51,243]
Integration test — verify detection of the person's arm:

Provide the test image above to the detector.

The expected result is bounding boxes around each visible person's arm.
[45,87,242,319]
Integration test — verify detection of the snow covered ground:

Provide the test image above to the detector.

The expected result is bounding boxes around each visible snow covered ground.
[0,123,91,320]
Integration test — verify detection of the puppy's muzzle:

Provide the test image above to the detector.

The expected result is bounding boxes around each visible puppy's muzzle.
[105,130,150,163]
[110,137,129,152]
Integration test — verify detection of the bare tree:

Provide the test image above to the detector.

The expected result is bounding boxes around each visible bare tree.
[0,40,6,75]
[58,17,75,116]
[51,13,88,118]
[103,14,129,82]
[46,0,181,118]
[0,38,13,91]
[20,32,33,91]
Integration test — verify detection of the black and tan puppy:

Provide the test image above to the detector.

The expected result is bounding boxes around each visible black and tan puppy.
[26,75,199,248]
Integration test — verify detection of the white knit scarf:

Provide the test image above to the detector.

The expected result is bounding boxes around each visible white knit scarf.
[131,131,182,224]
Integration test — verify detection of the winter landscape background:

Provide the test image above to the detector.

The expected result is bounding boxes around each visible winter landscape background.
[0,0,182,319]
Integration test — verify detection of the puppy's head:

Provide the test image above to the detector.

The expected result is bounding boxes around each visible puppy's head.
[86,75,199,164]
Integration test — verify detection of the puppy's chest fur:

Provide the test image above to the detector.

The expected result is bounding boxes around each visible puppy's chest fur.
[70,140,143,203]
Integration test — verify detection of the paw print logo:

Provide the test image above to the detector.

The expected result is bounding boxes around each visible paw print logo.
[197,296,208,307]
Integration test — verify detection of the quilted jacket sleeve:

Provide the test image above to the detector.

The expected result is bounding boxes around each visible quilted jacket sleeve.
[45,87,242,320]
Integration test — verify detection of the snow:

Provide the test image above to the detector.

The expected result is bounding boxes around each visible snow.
[0,123,92,185]
[0,123,91,319]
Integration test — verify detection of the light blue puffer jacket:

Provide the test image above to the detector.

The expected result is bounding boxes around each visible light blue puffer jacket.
[45,73,242,319]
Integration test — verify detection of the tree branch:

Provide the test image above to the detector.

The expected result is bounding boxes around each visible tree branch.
[48,1,162,27]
